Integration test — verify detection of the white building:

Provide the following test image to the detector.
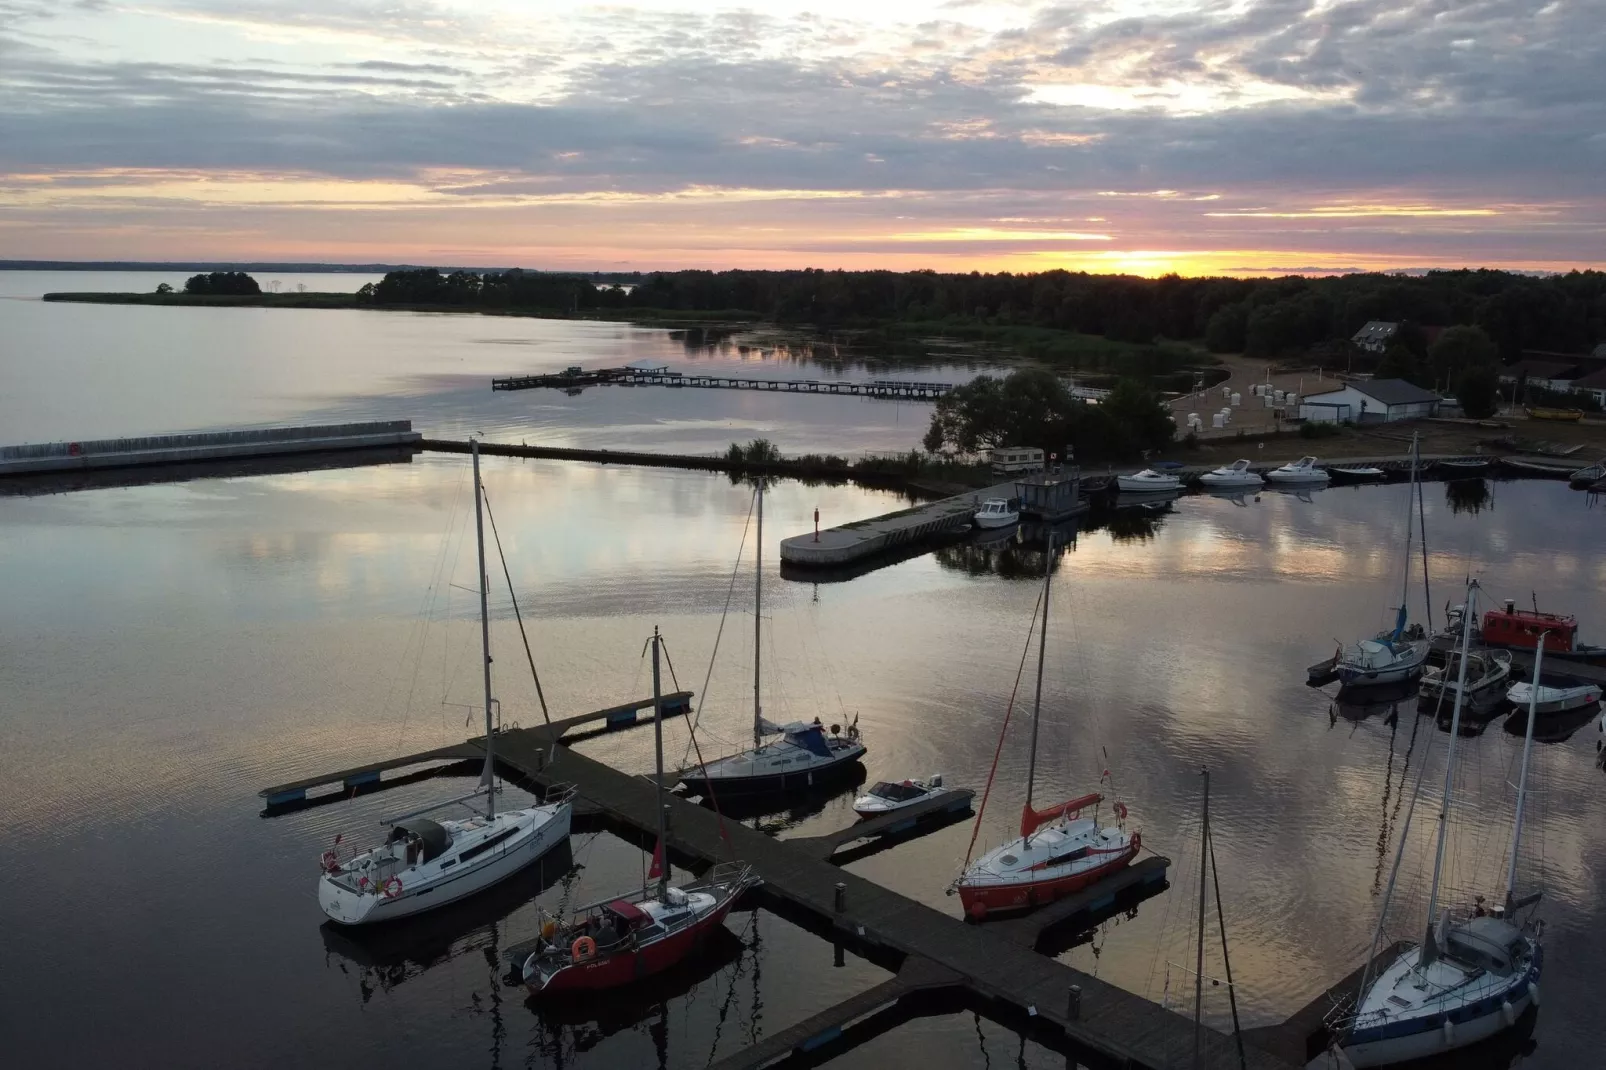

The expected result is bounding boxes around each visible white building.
[1351,321,1398,353]
[1299,379,1441,424]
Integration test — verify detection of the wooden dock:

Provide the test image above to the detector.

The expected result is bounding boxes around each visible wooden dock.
[779,481,1020,567]
[491,367,1111,403]
[267,721,1291,1070]
[0,421,422,477]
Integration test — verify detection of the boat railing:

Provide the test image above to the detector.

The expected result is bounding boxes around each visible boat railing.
[543,782,579,807]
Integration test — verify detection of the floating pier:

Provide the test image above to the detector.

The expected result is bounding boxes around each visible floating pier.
[779,481,1019,568]
[265,712,1284,1070]
[491,367,1110,402]
[0,421,422,476]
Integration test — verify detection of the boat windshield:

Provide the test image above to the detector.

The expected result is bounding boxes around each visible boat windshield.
[869,781,926,801]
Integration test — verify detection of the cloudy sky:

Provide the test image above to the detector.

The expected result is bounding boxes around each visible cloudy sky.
[2,0,1602,274]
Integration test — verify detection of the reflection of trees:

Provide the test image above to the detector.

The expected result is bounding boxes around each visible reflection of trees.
[1081,503,1170,542]
[933,526,1077,579]
[1445,478,1491,515]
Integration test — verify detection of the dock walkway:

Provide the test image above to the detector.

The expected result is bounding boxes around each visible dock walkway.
[0,421,421,476]
[448,728,1286,1068]
[779,481,1019,567]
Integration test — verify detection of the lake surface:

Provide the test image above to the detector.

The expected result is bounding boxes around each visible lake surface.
[2,279,1604,1069]
[0,271,974,455]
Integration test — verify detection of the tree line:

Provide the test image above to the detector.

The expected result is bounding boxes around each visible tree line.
[358,267,1606,362]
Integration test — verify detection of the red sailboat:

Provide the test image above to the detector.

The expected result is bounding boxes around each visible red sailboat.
[520,627,757,993]
[953,535,1139,920]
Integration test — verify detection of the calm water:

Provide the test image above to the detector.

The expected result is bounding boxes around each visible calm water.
[3,280,1605,1069]
[0,271,969,454]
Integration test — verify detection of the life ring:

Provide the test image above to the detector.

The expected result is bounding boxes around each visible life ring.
[571,936,597,963]
[321,849,340,873]
[381,875,404,899]
[1114,801,1128,821]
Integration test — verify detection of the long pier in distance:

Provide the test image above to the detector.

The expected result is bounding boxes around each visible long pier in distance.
[490,364,1114,402]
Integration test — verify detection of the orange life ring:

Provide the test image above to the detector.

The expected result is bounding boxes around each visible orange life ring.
[571,936,597,963]
[381,875,404,899]
[1114,801,1128,821]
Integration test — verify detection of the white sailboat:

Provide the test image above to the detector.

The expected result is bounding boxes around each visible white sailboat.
[317,439,574,925]
[1335,581,1545,1067]
[1335,435,1429,687]
[677,480,866,797]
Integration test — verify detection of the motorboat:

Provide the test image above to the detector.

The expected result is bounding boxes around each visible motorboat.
[521,629,759,994]
[1199,459,1263,488]
[972,498,1020,529]
[1330,466,1385,483]
[679,481,867,796]
[853,774,944,816]
[951,531,1139,919]
[1419,649,1513,710]
[1115,469,1181,492]
[319,440,574,925]
[1266,456,1330,483]
[1506,675,1602,714]
[1333,579,1545,1068]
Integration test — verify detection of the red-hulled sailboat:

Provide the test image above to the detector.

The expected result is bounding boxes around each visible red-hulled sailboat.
[521,627,757,994]
[952,534,1140,920]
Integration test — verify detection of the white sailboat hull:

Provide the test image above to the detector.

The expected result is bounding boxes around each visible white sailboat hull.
[1343,984,1534,1067]
[319,804,571,925]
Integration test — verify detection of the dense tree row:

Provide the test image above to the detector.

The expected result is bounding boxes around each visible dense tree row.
[358,267,1606,363]
[922,369,1176,461]
[184,271,260,296]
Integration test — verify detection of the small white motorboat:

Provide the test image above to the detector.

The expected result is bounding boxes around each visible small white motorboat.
[1507,675,1602,714]
[1420,649,1512,709]
[973,498,1019,529]
[1199,459,1263,488]
[1330,466,1385,483]
[853,774,944,816]
[1116,469,1182,492]
[1266,456,1330,483]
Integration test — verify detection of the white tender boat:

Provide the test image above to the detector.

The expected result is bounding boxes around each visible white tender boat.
[318,439,573,925]
[1199,459,1262,488]
[853,774,944,816]
[1116,469,1181,492]
[972,498,1020,529]
[1266,456,1330,483]
[1506,675,1601,714]
[1331,466,1385,483]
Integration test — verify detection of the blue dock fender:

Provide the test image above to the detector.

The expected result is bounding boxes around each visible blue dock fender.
[798,1025,842,1052]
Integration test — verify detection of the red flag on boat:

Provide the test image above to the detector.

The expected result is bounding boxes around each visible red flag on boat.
[648,838,665,879]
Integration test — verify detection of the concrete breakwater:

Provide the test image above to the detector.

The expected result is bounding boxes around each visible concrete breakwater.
[0,421,422,475]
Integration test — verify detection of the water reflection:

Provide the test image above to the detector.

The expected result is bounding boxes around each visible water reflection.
[933,522,1079,580]
[1447,478,1494,515]
[1503,705,1601,744]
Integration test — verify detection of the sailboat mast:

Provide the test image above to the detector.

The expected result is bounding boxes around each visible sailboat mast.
[753,481,763,748]
[1193,766,1209,1070]
[1424,580,1479,957]
[472,438,496,819]
[1396,434,1417,636]
[1024,534,1054,814]
[1505,632,1544,910]
[651,625,669,899]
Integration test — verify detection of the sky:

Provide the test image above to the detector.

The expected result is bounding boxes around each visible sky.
[1,0,1603,275]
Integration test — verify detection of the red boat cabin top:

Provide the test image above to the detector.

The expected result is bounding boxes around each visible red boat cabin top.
[1482,600,1578,652]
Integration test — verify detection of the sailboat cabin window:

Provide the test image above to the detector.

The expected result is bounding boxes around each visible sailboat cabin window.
[458,828,517,862]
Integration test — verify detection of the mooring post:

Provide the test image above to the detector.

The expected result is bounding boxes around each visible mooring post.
[1067,984,1081,1021]
[834,882,846,912]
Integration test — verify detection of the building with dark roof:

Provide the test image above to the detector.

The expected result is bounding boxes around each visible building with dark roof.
[1298,378,1442,423]
[1351,321,1398,353]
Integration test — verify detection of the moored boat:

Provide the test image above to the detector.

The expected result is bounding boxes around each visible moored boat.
[522,628,758,994]
[1115,468,1182,492]
[1199,459,1262,488]
[1568,460,1606,486]
[973,498,1020,529]
[1439,457,1491,473]
[318,438,574,926]
[1500,457,1576,477]
[1445,599,1606,666]
[1525,405,1583,421]
[951,532,1139,919]
[1332,579,1546,1068]
[1506,675,1601,714]
[1330,466,1386,483]
[1420,648,1512,710]
[853,774,944,816]
[1266,455,1330,483]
